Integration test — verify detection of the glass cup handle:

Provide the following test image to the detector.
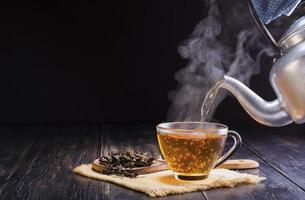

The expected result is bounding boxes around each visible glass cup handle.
[214,130,242,168]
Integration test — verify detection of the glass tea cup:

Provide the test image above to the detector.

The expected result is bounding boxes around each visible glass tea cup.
[157,122,241,180]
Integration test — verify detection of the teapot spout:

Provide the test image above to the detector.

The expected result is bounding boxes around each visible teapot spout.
[220,76,292,127]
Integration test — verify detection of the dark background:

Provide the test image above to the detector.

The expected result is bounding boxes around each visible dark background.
[0,0,304,131]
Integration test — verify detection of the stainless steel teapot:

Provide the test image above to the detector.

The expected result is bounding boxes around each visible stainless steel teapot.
[219,0,305,127]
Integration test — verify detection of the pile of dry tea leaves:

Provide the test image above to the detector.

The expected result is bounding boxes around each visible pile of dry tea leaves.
[99,151,154,178]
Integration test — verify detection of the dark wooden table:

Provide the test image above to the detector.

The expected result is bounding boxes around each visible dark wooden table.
[0,124,305,200]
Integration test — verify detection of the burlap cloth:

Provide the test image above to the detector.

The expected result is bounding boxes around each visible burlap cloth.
[73,164,265,197]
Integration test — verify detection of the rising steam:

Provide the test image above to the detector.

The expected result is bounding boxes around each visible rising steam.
[168,0,274,121]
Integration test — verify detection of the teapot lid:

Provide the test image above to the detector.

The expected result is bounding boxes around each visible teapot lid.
[279,16,305,50]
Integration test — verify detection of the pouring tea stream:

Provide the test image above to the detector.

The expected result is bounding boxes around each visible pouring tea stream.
[215,1,305,127]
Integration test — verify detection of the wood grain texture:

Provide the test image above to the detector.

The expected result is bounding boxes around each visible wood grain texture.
[0,126,42,194]
[241,128,305,192]
[203,145,305,200]
[0,124,101,200]
[1,124,305,200]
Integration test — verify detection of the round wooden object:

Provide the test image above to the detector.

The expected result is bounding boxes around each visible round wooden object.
[217,159,259,169]
[92,159,168,174]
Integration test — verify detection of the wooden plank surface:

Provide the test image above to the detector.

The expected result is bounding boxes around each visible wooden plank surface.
[241,127,305,192]
[0,126,42,194]
[1,124,305,200]
[0,124,101,200]
[203,145,305,200]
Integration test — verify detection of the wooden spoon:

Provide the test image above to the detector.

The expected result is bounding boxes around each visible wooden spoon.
[92,159,168,174]
[217,159,259,169]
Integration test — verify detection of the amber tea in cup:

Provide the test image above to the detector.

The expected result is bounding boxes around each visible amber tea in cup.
[157,122,241,180]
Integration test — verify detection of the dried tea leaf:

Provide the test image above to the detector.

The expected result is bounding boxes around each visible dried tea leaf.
[98,151,154,178]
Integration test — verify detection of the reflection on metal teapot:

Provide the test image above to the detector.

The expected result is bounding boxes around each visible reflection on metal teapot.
[219,1,305,127]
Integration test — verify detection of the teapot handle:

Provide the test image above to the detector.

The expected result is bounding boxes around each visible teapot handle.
[248,0,282,57]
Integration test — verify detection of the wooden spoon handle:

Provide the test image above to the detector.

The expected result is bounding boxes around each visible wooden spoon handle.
[217,159,259,169]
